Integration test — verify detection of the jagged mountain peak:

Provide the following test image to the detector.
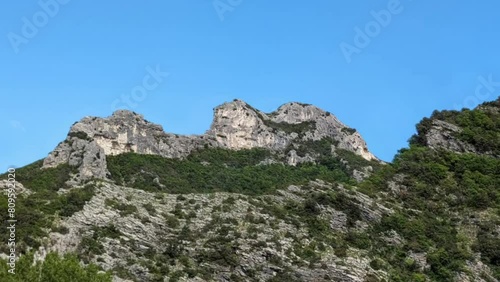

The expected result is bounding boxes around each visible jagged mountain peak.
[209,99,376,160]
[6,98,500,282]
[211,99,270,123]
[67,109,162,141]
[42,99,379,183]
[271,102,330,123]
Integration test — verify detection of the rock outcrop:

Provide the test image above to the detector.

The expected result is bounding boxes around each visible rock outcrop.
[418,98,500,157]
[43,110,215,182]
[9,97,500,282]
[43,99,379,181]
[424,120,478,154]
[42,180,390,282]
[208,100,376,160]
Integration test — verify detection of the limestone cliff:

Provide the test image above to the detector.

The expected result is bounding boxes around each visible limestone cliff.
[43,99,379,181]
[5,98,499,282]
[208,100,376,161]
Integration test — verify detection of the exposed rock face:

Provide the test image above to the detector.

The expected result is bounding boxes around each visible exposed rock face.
[270,102,376,161]
[208,100,377,161]
[425,120,478,154]
[207,100,286,150]
[286,150,316,166]
[13,98,498,282]
[42,180,389,282]
[43,136,108,181]
[43,110,214,181]
[43,99,379,181]
[421,99,499,157]
[0,180,30,196]
[408,251,429,272]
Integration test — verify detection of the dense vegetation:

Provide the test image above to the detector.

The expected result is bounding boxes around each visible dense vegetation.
[0,252,111,282]
[411,98,500,156]
[358,99,500,281]
[364,146,500,281]
[0,160,96,254]
[106,146,366,195]
[1,98,499,281]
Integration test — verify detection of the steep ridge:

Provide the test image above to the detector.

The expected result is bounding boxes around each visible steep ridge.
[1,98,499,282]
[43,99,378,183]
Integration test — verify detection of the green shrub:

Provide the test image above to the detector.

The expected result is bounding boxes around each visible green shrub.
[341,127,357,135]
[164,214,180,228]
[0,252,111,282]
[58,184,96,217]
[68,131,93,141]
[105,199,138,216]
[143,203,157,215]
[106,149,356,195]
[0,161,79,254]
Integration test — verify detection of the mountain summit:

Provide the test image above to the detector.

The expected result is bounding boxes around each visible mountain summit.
[43,99,378,183]
[2,98,499,282]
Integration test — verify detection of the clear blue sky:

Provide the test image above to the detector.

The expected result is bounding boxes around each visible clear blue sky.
[1,0,499,171]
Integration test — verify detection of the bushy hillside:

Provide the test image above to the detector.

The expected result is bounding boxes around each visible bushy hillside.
[105,142,379,195]
[1,98,499,281]
[0,253,111,282]
[360,98,500,280]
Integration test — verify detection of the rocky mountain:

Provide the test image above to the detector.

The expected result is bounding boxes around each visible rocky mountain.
[1,98,499,282]
[42,99,377,183]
